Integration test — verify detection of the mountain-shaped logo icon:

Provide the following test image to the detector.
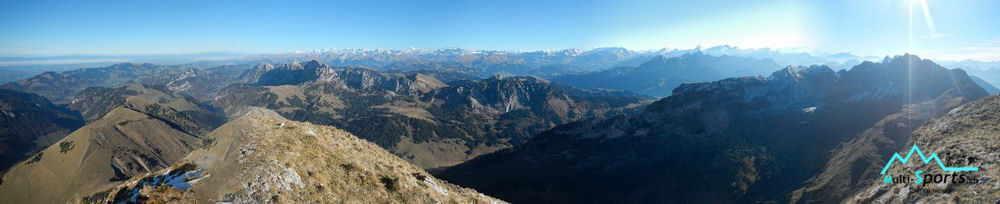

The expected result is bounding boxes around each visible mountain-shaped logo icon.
[880,145,979,174]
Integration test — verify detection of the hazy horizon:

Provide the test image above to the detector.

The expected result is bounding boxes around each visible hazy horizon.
[1,45,993,67]
[2,0,999,61]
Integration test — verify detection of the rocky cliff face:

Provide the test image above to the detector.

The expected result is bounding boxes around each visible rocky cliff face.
[90,108,504,203]
[162,64,252,101]
[248,61,450,95]
[436,54,987,203]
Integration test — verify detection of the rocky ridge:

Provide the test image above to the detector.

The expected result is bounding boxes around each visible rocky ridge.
[92,107,505,203]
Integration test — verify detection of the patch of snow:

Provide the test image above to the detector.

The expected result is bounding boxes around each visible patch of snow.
[163,169,205,190]
[304,127,316,136]
[504,95,518,112]
[947,105,965,115]
[187,174,209,186]
[123,168,206,203]
[423,177,448,196]
[802,106,817,113]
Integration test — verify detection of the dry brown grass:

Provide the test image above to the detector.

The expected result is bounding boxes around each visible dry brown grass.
[98,107,505,203]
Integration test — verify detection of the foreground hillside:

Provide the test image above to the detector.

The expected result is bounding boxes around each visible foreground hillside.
[0,85,223,203]
[91,107,504,203]
[842,95,1000,203]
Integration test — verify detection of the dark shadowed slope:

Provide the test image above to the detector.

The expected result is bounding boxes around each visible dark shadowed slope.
[844,95,1000,203]
[549,52,781,97]
[789,86,978,202]
[436,54,987,203]
[970,75,999,94]
[0,90,84,172]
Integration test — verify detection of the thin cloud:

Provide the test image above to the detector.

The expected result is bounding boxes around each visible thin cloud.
[915,33,950,39]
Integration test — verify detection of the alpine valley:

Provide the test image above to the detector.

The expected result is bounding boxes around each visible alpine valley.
[1,47,999,203]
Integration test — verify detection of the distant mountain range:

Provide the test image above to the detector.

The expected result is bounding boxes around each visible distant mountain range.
[245,46,870,78]
[550,52,782,97]
[941,60,1000,94]
[0,52,247,84]
[2,63,252,104]
[214,60,650,168]
[244,47,642,77]
[4,46,997,93]
[969,75,1000,94]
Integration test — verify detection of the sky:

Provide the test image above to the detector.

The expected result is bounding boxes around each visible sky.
[1,0,999,61]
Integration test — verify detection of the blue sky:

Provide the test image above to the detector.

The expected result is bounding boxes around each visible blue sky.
[1,0,998,60]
